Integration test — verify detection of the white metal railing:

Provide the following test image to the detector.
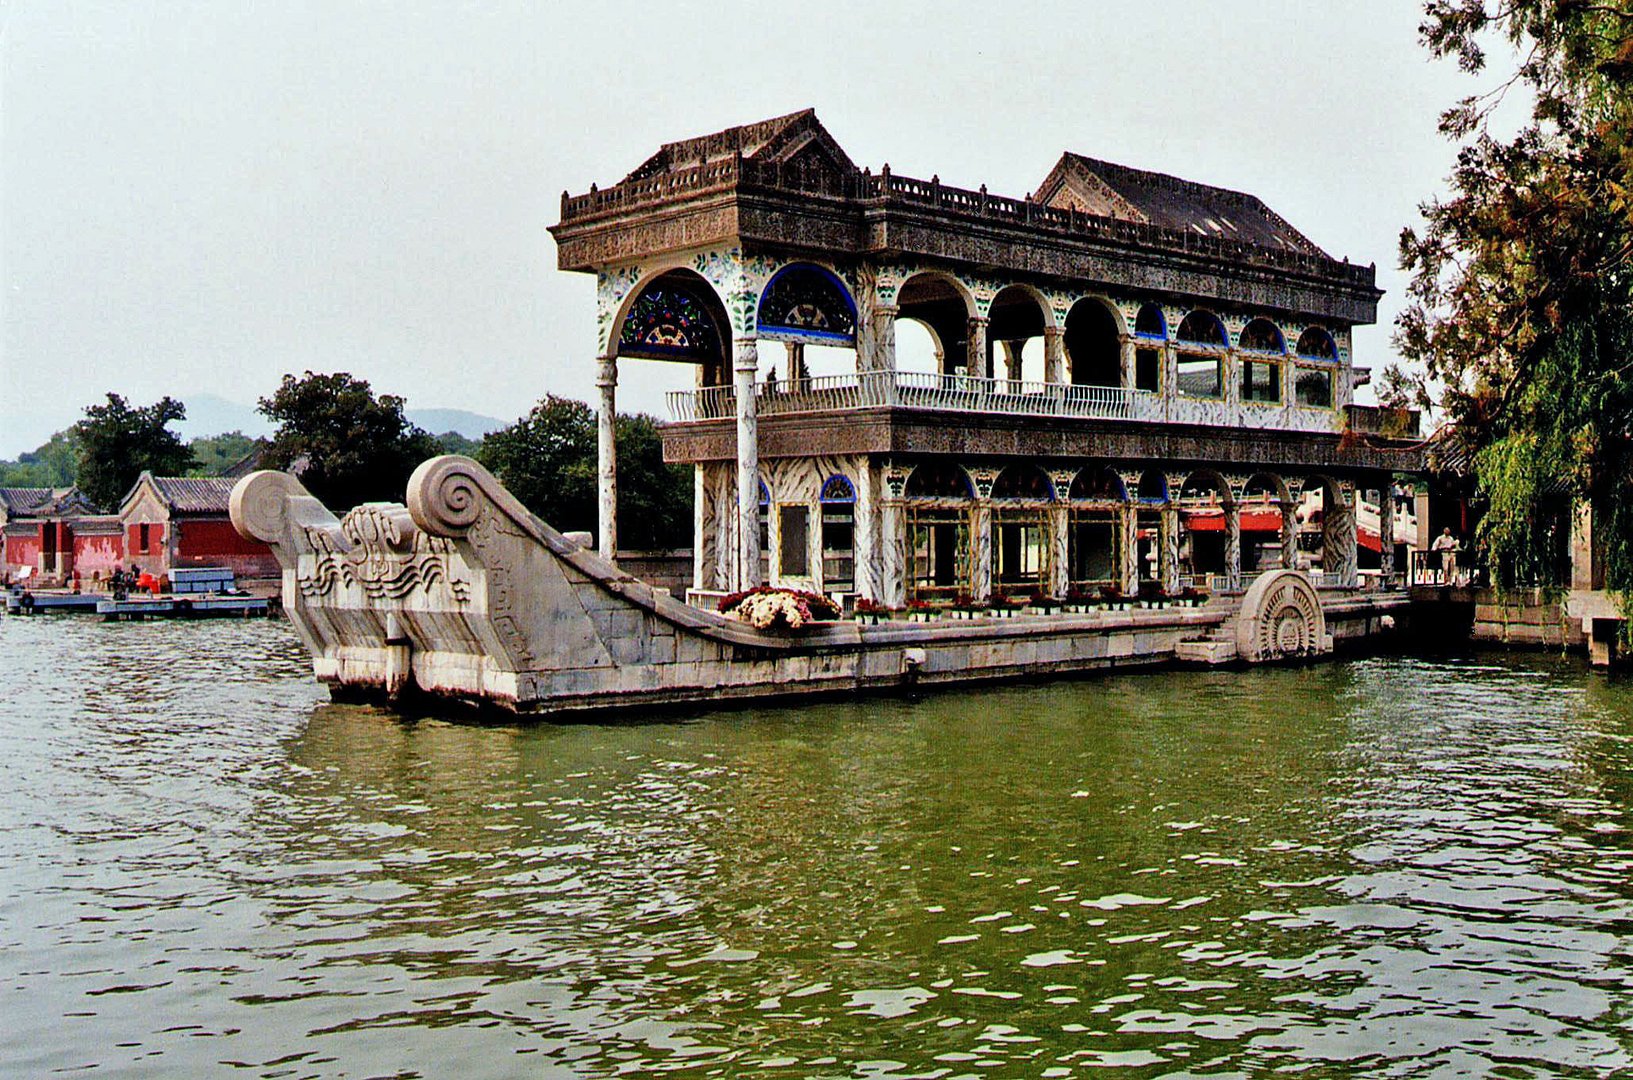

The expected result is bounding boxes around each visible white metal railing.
[666,370,1161,424]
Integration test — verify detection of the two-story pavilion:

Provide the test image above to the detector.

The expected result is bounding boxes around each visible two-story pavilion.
[549,110,1419,607]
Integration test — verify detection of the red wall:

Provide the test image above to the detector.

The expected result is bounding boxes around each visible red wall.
[72,533,125,575]
[173,518,279,579]
[5,533,41,573]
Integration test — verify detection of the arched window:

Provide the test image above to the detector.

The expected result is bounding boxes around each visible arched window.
[904,462,973,499]
[1067,467,1126,592]
[989,464,1055,500]
[1069,467,1127,503]
[820,475,855,591]
[758,264,858,344]
[1176,310,1228,347]
[617,272,728,363]
[1295,326,1338,360]
[1238,319,1285,353]
[1134,304,1167,339]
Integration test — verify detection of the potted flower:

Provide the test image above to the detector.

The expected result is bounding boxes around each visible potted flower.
[718,586,842,631]
[1136,581,1168,609]
[1063,587,1094,614]
[1100,585,1130,611]
[1180,585,1210,608]
[854,596,886,625]
[1028,589,1062,615]
[906,598,940,623]
[946,591,982,620]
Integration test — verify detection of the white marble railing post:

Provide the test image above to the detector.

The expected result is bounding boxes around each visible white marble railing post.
[734,340,761,590]
[596,356,618,560]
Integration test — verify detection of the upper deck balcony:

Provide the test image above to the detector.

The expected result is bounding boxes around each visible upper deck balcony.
[666,369,1415,440]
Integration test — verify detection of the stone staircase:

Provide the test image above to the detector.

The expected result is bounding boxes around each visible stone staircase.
[1175,621,1239,665]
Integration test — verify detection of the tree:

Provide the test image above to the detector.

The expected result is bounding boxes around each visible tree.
[1395,1,1633,592]
[259,372,444,511]
[72,394,196,509]
[0,431,79,488]
[477,395,692,549]
[188,431,260,476]
[434,430,483,457]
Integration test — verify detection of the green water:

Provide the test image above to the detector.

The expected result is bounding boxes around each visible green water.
[2,617,1631,1078]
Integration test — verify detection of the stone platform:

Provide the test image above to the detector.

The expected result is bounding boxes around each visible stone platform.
[230,457,1411,718]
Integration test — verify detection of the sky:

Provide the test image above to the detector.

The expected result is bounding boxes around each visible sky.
[0,1,1518,457]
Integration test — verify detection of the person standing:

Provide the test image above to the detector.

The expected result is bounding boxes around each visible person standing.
[1432,527,1460,585]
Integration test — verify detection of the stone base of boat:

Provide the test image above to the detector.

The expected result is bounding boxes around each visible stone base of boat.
[230,456,1412,718]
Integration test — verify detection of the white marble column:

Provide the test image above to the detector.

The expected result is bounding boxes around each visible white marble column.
[693,464,710,591]
[1120,507,1140,595]
[1161,507,1181,594]
[1048,504,1070,598]
[734,340,761,590]
[1002,340,1024,389]
[1120,335,1136,389]
[971,503,993,601]
[1043,326,1066,385]
[853,460,880,601]
[1280,503,1298,570]
[596,356,618,560]
[1377,484,1396,582]
[967,317,990,380]
[880,499,907,608]
[1224,503,1241,591]
[1324,486,1358,588]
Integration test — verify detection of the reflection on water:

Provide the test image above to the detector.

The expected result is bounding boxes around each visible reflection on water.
[2,617,1631,1077]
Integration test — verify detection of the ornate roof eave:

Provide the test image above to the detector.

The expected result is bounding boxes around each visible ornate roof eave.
[553,168,1382,325]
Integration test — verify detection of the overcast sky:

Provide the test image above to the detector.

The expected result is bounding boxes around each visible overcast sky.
[0,1,1510,457]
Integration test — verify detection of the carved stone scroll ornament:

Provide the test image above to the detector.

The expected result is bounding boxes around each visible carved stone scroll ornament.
[335,503,471,603]
[1234,569,1331,663]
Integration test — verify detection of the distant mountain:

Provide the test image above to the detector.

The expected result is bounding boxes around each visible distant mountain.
[175,394,273,441]
[406,408,506,439]
[170,396,505,442]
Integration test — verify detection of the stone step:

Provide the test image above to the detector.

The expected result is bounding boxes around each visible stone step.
[1176,638,1238,665]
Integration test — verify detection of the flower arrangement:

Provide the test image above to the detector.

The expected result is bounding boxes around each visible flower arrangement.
[718,586,841,630]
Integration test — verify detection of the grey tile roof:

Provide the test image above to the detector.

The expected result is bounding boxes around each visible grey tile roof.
[149,476,236,514]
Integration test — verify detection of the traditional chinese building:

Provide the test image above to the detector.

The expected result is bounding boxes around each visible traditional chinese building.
[552,110,1420,609]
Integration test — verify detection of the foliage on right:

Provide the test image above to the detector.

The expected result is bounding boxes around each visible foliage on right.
[1395,1,1633,593]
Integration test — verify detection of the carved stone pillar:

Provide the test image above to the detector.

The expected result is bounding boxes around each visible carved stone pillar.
[1225,503,1241,591]
[1048,504,1070,598]
[1377,483,1396,582]
[1043,326,1066,385]
[880,500,906,608]
[967,317,990,380]
[1323,483,1358,588]
[1120,506,1140,595]
[1281,502,1299,570]
[734,340,761,590]
[1120,335,1136,390]
[785,341,807,384]
[596,357,618,561]
[693,464,710,591]
[970,502,993,602]
[1161,507,1181,594]
[1002,340,1024,388]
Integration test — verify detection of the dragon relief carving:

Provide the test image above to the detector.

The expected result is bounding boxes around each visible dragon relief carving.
[296,503,471,604]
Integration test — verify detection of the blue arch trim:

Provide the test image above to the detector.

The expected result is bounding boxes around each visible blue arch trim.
[820,474,856,503]
[758,263,858,344]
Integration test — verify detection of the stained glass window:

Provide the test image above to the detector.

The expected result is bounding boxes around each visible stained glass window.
[758,264,857,343]
[618,285,721,360]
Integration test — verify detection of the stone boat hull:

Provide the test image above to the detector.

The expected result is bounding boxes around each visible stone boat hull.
[230,457,1407,717]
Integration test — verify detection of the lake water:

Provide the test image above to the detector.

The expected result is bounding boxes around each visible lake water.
[2,616,1631,1078]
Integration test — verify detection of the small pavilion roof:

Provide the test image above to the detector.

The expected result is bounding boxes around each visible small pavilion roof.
[620,108,856,182]
[1036,153,1327,257]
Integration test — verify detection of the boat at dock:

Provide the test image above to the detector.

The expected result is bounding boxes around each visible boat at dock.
[6,566,270,621]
